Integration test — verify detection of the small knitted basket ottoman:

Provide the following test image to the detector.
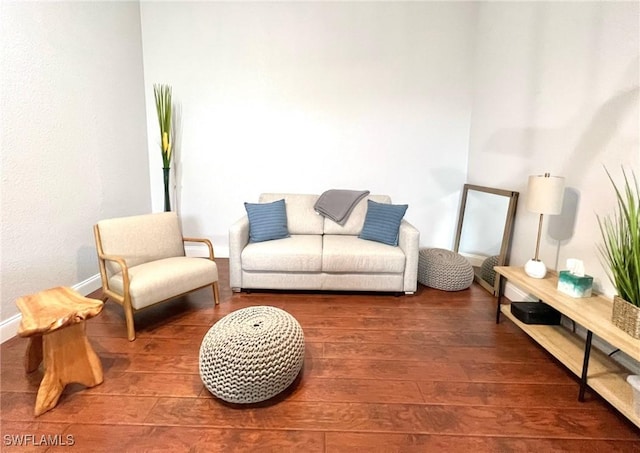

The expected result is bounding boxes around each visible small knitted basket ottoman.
[481,255,500,286]
[418,248,474,291]
[199,306,305,404]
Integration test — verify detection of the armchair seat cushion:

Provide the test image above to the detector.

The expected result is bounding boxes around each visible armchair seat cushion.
[109,257,218,310]
[241,235,322,272]
[322,235,406,273]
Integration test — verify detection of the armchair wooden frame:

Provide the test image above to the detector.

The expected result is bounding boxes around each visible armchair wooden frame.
[93,226,220,341]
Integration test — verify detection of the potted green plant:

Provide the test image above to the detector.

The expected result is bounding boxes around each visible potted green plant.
[597,167,640,338]
[153,84,173,212]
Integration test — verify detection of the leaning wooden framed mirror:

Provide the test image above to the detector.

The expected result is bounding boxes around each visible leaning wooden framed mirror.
[454,184,519,296]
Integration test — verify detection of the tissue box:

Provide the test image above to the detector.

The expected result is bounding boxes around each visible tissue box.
[557,270,593,298]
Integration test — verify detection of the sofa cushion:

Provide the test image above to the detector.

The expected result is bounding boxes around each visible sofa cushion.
[244,199,290,243]
[242,235,323,272]
[259,193,324,235]
[359,200,408,246]
[323,195,392,235]
[322,235,406,273]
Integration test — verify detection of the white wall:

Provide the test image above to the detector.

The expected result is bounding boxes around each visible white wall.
[2,1,636,338]
[140,2,478,254]
[0,2,151,333]
[467,1,639,298]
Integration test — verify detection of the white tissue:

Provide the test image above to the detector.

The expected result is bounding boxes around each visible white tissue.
[566,258,585,277]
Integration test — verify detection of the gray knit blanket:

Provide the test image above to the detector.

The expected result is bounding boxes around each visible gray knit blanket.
[314,189,370,225]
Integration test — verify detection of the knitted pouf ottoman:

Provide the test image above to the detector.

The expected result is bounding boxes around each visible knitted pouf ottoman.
[481,255,500,286]
[417,248,474,291]
[199,306,305,404]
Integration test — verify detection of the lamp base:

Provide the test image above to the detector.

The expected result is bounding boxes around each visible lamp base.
[525,259,547,279]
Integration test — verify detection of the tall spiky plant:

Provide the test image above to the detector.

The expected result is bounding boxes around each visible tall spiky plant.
[597,167,640,307]
[153,84,173,169]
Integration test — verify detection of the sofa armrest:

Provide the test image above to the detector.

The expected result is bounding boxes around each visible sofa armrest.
[398,219,420,293]
[229,216,250,290]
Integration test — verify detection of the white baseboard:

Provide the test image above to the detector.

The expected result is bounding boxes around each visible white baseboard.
[504,281,537,303]
[0,273,102,344]
[0,314,21,344]
[74,273,102,296]
[185,244,229,258]
[459,252,487,268]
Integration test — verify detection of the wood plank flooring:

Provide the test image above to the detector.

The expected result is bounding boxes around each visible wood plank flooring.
[1,258,638,452]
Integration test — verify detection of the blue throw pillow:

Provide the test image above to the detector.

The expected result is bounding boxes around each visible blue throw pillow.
[359,199,408,246]
[244,199,290,243]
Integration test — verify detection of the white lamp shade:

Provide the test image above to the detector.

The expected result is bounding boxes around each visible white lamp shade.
[526,174,565,215]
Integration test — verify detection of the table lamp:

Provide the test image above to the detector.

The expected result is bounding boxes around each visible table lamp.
[524,173,565,278]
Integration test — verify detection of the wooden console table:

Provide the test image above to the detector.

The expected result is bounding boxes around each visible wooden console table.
[494,266,640,428]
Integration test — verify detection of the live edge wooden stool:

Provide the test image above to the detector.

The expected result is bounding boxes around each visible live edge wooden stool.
[16,286,104,416]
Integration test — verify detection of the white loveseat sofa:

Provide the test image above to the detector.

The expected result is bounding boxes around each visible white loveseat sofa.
[229,193,420,294]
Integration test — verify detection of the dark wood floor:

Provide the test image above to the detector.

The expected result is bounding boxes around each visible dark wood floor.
[1,259,638,452]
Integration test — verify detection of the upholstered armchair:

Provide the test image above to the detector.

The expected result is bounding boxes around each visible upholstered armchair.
[93,212,219,341]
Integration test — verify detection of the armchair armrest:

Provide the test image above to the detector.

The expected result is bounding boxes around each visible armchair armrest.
[229,216,250,290]
[398,219,420,293]
[96,252,131,297]
[183,237,215,260]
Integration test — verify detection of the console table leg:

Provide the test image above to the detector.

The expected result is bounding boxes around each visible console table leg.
[496,275,504,324]
[579,330,593,402]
